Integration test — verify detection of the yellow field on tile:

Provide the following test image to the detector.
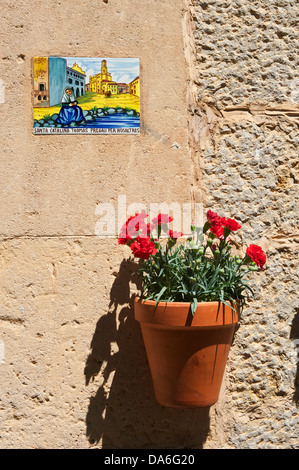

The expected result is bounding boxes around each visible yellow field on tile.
[33,92,140,120]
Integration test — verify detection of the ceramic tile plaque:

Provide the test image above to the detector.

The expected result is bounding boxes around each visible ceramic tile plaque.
[33,57,140,134]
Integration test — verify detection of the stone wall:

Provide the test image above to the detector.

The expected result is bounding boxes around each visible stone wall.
[187,0,299,448]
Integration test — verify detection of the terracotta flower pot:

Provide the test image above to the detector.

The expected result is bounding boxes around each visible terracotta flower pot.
[134,297,240,408]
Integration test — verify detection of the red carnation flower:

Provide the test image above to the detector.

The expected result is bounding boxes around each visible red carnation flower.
[139,222,152,238]
[223,218,242,232]
[167,230,183,239]
[118,213,148,244]
[151,213,174,226]
[207,210,241,238]
[246,244,266,269]
[210,223,224,238]
[130,236,157,260]
[118,233,131,245]
[126,213,148,237]
[207,210,223,224]
[207,210,225,238]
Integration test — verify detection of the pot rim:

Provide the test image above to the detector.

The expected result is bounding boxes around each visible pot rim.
[135,297,239,308]
[134,296,240,328]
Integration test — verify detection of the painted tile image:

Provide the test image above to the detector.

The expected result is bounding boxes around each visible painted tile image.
[33,57,140,134]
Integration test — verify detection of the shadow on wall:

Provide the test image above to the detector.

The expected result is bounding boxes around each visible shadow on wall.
[290,307,299,405]
[84,259,210,449]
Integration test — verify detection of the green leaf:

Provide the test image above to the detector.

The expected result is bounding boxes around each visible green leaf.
[154,286,167,307]
[191,298,197,315]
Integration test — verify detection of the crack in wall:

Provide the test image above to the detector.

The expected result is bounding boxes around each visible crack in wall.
[221,105,299,128]
[0,234,100,241]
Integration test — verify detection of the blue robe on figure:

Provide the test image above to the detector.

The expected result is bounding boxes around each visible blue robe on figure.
[56,88,84,125]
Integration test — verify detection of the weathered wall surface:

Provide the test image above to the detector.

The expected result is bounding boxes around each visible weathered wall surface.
[1,0,298,450]
[187,0,299,448]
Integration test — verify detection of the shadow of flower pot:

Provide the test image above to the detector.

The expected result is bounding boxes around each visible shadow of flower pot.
[85,258,211,449]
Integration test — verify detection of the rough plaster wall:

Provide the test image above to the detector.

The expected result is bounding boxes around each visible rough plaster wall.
[188,0,299,448]
[1,0,298,451]
[0,0,197,449]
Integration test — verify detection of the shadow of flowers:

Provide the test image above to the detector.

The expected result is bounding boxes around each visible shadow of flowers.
[85,258,210,449]
[290,307,299,405]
